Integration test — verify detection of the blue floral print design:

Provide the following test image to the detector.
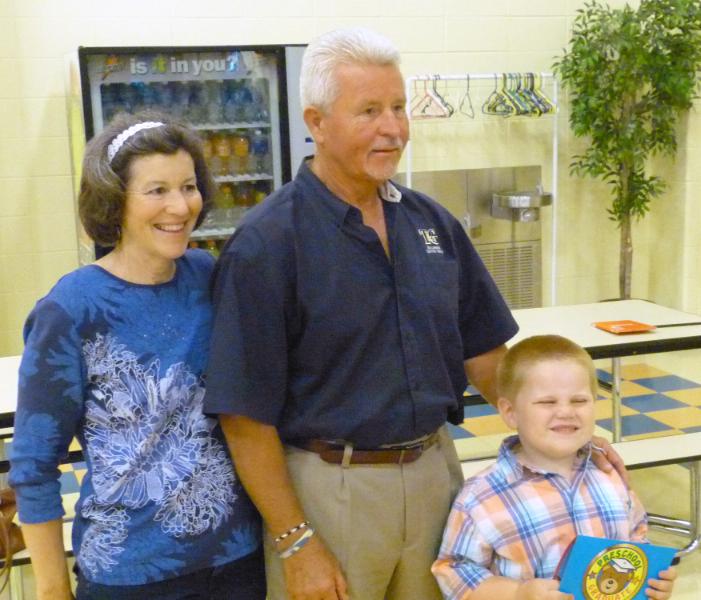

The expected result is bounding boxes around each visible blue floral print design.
[78,334,236,575]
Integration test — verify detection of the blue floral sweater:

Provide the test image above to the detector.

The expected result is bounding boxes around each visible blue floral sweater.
[9,249,260,585]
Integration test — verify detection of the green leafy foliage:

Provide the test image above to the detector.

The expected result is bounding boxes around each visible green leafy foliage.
[553,0,701,296]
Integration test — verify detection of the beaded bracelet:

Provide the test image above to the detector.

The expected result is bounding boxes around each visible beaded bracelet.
[274,520,311,545]
[278,527,315,559]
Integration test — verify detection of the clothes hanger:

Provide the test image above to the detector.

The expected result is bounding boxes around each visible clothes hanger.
[458,75,475,118]
[482,74,513,116]
[506,73,532,116]
[533,73,556,114]
[514,73,543,116]
[410,80,430,115]
[431,75,454,117]
[411,76,451,119]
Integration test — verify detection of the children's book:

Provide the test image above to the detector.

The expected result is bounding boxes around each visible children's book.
[593,320,656,334]
[555,535,676,600]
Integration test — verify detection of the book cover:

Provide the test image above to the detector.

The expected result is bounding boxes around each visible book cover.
[555,535,676,600]
[593,320,656,335]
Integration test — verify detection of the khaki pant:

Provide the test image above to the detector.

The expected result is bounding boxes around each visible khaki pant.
[265,426,464,600]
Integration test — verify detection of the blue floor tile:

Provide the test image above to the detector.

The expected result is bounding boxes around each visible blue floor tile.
[597,414,671,437]
[681,424,701,433]
[464,403,498,418]
[622,393,688,413]
[596,369,613,385]
[448,423,474,439]
[633,375,700,392]
[59,471,80,494]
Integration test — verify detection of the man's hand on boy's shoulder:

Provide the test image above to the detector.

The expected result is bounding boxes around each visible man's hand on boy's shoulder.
[590,435,630,485]
[515,578,573,600]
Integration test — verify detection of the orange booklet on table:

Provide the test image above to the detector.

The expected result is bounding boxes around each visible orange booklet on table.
[593,320,656,334]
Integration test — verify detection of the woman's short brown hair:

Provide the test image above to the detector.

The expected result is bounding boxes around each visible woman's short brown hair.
[78,110,215,246]
[496,334,598,401]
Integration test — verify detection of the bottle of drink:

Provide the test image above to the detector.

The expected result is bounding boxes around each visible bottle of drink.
[100,84,118,123]
[212,133,231,177]
[205,80,224,124]
[223,80,238,122]
[231,130,249,175]
[205,239,220,258]
[170,82,190,120]
[239,80,255,122]
[154,82,171,111]
[230,80,253,122]
[250,78,270,122]
[187,82,206,124]
[201,132,213,169]
[130,82,147,113]
[121,82,141,113]
[216,183,235,209]
[253,182,268,205]
[144,84,160,111]
[236,182,254,207]
[250,129,270,174]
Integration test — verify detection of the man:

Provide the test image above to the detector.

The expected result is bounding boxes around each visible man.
[204,28,616,600]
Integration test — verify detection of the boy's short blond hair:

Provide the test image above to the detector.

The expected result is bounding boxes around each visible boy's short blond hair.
[496,335,598,401]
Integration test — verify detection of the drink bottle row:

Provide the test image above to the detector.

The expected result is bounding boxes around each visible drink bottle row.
[198,180,271,232]
[100,78,271,126]
[202,129,271,176]
[190,239,225,258]
[214,181,269,208]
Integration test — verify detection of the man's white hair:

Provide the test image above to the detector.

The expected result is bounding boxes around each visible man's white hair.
[300,28,401,113]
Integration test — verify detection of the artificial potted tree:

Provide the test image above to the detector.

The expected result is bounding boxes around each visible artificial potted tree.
[554,0,701,298]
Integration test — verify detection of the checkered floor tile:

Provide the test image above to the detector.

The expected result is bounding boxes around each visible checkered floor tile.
[453,364,701,441]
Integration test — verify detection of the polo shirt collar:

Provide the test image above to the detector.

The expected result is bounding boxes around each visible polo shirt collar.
[379,180,402,203]
[297,159,403,226]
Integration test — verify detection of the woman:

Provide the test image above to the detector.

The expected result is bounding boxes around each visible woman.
[9,112,264,599]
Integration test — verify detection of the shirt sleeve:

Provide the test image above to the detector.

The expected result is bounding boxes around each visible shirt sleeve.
[9,299,84,524]
[432,487,496,600]
[628,487,648,542]
[203,225,290,425]
[452,220,518,359]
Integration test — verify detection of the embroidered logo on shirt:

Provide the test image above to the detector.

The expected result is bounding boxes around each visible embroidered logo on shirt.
[417,228,443,254]
[583,543,647,600]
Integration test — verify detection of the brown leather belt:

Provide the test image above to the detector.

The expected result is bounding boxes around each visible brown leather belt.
[292,432,439,465]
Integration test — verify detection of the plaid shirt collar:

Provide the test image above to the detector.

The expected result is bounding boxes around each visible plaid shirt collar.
[498,434,594,485]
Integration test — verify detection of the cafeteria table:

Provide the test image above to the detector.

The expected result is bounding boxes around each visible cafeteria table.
[511,299,701,441]
[0,355,20,430]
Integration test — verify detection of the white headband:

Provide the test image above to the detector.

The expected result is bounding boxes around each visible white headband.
[106,121,164,164]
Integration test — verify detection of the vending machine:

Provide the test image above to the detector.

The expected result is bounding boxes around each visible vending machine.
[71,45,313,262]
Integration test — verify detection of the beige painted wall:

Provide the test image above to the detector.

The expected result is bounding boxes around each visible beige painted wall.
[1,0,699,356]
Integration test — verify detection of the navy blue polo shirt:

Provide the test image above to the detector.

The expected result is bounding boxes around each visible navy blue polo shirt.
[204,161,518,447]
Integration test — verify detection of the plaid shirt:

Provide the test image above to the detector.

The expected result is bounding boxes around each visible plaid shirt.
[432,435,647,600]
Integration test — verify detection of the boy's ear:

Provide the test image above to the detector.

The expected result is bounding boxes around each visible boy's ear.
[497,397,518,430]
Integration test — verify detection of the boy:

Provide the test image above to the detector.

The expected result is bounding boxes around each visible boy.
[432,335,677,600]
